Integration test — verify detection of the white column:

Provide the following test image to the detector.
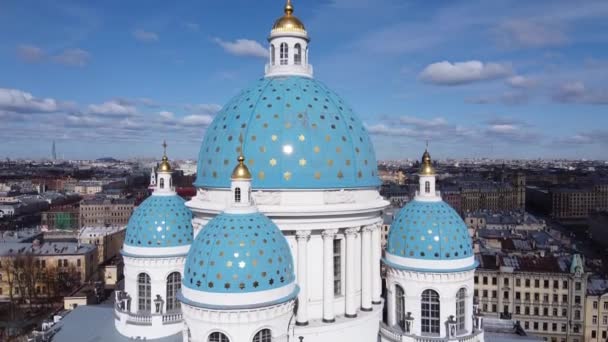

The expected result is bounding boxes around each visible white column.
[387,282,396,326]
[361,226,373,311]
[322,229,338,323]
[345,227,359,318]
[295,230,311,326]
[372,224,382,304]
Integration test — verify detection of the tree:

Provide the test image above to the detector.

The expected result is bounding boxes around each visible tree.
[0,258,17,320]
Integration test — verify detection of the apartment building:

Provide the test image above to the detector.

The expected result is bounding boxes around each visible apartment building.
[79,197,134,227]
[78,226,126,265]
[0,241,97,300]
[475,254,587,342]
[584,278,608,342]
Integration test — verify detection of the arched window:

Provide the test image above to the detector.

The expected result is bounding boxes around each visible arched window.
[271,44,275,65]
[169,178,172,188]
[253,329,271,342]
[425,181,430,193]
[209,332,229,342]
[159,178,165,189]
[421,289,440,335]
[395,285,406,331]
[235,187,241,203]
[280,43,288,65]
[166,272,181,311]
[137,273,151,313]
[456,288,466,332]
[294,43,302,65]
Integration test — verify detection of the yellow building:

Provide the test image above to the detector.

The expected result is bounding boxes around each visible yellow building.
[584,278,608,342]
[475,254,587,342]
[0,241,97,301]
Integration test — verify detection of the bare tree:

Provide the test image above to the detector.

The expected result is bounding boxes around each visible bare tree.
[0,258,17,320]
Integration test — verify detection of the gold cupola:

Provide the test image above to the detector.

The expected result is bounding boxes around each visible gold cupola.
[272,0,306,33]
[231,155,252,180]
[419,149,436,176]
[158,140,172,173]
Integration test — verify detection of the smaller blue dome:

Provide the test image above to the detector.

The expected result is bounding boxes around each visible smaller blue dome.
[125,195,193,248]
[184,211,295,294]
[387,200,472,261]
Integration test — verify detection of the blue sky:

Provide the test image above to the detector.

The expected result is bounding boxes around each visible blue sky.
[1,0,607,160]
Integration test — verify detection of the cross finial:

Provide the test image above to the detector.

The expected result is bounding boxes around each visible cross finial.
[425,140,429,151]
[162,140,167,156]
[238,133,244,157]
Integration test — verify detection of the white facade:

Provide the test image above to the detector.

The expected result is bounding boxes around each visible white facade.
[187,187,388,342]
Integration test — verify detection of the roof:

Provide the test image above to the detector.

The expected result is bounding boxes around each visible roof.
[183,211,295,295]
[194,76,380,189]
[479,254,575,274]
[587,277,608,296]
[124,194,193,249]
[52,303,181,342]
[0,242,95,257]
[387,200,473,261]
[81,197,134,205]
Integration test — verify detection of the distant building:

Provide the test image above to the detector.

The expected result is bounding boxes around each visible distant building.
[475,254,587,342]
[527,184,608,221]
[78,226,126,265]
[588,210,608,248]
[79,197,134,227]
[41,209,80,230]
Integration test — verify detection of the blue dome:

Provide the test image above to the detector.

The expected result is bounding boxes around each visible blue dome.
[183,211,295,294]
[195,76,380,189]
[387,200,473,261]
[125,195,193,248]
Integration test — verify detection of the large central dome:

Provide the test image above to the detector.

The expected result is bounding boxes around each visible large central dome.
[195,76,380,189]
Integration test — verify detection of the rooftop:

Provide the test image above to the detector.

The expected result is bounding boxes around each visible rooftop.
[0,241,96,257]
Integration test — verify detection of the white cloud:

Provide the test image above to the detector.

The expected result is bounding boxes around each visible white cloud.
[552,81,608,105]
[184,103,222,115]
[53,48,90,67]
[497,20,567,48]
[16,45,46,63]
[159,111,174,121]
[399,116,448,128]
[418,60,512,86]
[506,75,537,89]
[133,29,159,43]
[183,22,200,31]
[182,114,214,127]
[214,38,267,58]
[0,88,61,113]
[88,100,137,117]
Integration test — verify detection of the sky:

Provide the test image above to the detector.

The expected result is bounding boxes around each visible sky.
[1,0,608,161]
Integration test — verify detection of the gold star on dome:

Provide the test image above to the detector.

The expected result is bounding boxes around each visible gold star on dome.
[314,146,320,153]
[271,135,278,142]
[258,171,265,180]
[298,134,305,142]
[299,158,307,166]
[337,171,344,179]
[314,172,321,179]
[283,171,292,181]
[269,158,277,167]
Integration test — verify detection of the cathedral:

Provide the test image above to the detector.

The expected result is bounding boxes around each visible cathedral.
[112,1,485,341]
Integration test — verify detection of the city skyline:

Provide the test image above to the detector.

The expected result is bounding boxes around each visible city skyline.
[2,0,608,160]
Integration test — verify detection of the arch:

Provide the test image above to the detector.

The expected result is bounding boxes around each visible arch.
[166,272,181,311]
[294,43,302,65]
[425,181,430,193]
[421,289,440,335]
[456,287,466,332]
[235,187,241,203]
[395,284,406,331]
[280,43,288,65]
[137,273,151,313]
[159,178,165,189]
[271,44,275,65]
[169,178,172,188]
[252,328,271,342]
[208,331,230,342]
